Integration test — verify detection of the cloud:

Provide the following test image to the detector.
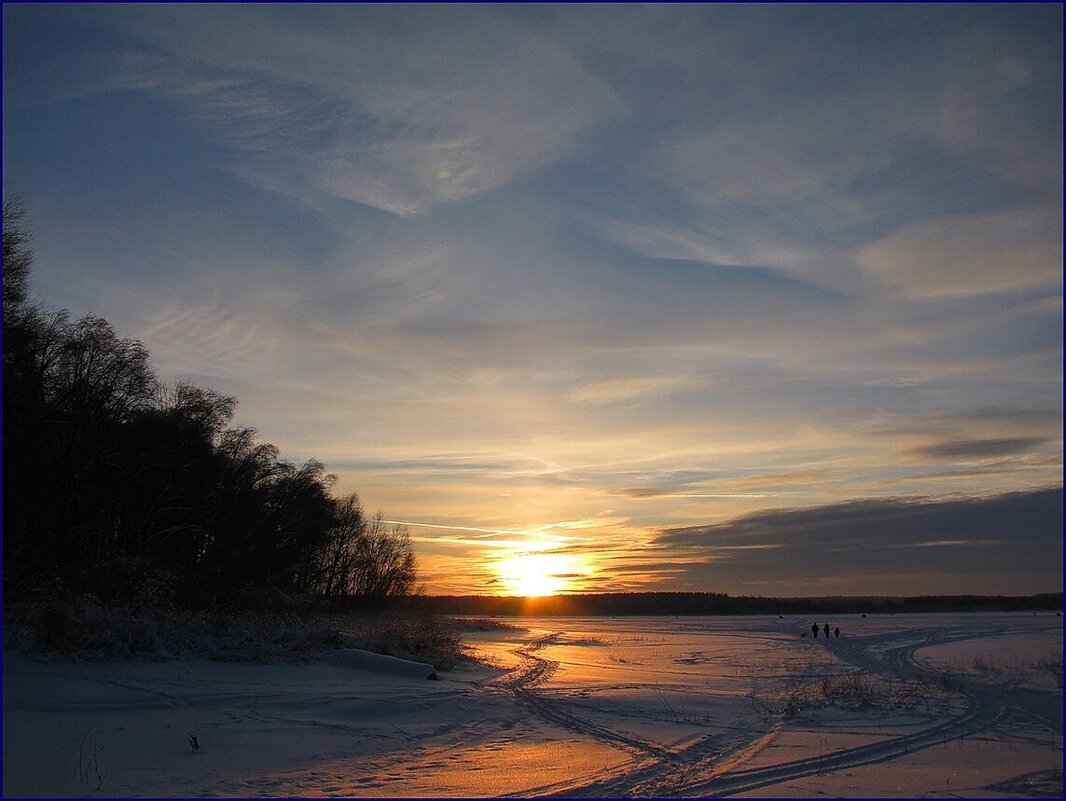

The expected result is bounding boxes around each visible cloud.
[937,19,1063,193]
[908,437,1049,460]
[856,206,1063,299]
[886,539,1003,549]
[135,298,295,381]
[647,44,942,237]
[568,375,701,405]
[853,408,1062,478]
[587,215,856,293]
[658,110,894,209]
[655,487,1063,594]
[613,488,681,499]
[83,5,622,215]
[612,488,772,500]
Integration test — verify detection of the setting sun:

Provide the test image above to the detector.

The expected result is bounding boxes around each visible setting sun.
[495,553,580,597]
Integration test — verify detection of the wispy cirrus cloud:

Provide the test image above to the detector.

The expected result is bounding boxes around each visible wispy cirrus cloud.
[73,4,622,216]
[568,374,703,405]
[857,206,1062,299]
[938,23,1063,194]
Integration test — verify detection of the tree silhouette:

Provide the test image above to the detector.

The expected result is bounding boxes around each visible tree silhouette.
[3,198,419,608]
[310,497,417,603]
[3,196,32,312]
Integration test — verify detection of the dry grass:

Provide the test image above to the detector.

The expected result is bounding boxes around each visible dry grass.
[937,649,1064,690]
[1035,651,1064,689]
[4,595,473,670]
[753,668,932,717]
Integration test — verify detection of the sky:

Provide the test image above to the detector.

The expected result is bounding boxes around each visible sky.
[3,3,1062,597]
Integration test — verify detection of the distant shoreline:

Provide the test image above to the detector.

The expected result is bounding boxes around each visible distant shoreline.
[409,591,1063,617]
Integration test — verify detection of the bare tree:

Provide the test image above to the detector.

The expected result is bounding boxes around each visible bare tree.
[315,493,366,597]
[3,195,33,313]
[311,498,417,603]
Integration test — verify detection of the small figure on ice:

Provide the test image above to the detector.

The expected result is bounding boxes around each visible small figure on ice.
[811,623,819,639]
[190,734,201,754]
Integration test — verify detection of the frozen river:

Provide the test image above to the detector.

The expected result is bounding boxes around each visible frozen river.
[4,612,1062,797]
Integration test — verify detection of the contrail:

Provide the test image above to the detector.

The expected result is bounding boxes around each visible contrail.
[383,519,528,537]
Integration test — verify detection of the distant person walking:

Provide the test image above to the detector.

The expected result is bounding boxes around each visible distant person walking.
[834,626,840,639]
[824,623,830,638]
[811,623,819,639]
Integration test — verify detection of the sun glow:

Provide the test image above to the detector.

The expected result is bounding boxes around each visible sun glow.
[495,552,581,597]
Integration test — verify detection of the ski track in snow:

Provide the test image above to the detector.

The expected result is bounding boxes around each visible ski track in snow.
[491,632,678,762]
[487,619,1062,797]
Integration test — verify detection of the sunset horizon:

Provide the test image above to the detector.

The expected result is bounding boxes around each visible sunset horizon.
[4,4,1061,600]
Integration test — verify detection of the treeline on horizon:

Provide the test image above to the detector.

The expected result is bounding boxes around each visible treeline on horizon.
[412,591,1064,617]
[2,198,416,609]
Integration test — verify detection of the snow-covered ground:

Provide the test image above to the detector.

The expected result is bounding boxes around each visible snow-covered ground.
[3,612,1061,797]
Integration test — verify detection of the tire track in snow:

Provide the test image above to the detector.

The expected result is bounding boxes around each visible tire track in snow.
[679,694,1004,797]
[493,631,779,799]
[490,632,560,692]
[588,719,783,798]
[491,632,675,762]
[674,626,1041,797]
[515,623,1047,797]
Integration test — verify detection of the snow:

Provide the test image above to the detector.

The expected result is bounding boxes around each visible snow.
[326,648,439,680]
[3,612,1061,797]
